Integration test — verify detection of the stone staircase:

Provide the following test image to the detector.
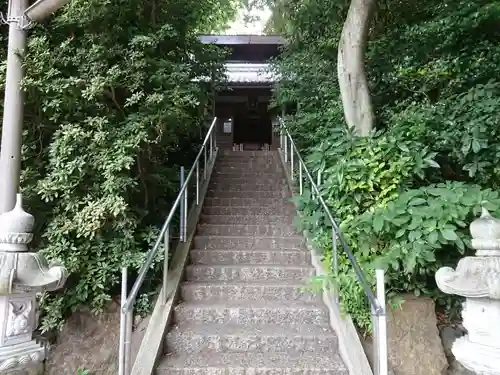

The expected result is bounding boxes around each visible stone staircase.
[157,150,348,375]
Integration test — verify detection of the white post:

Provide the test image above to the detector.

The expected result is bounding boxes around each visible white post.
[0,0,29,213]
[284,136,288,163]
[179,166,185,242]
[375,269,388,375]
[119,268,128,375]
[299,163,303,195]
[435,207,500,374]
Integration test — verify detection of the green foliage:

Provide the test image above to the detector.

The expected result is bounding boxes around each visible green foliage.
[389,82,500,186]
[305,128,438,220]
[272,0,500,332]
[0,0,235,331]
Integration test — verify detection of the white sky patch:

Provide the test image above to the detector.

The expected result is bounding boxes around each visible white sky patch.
[226,6,272,35]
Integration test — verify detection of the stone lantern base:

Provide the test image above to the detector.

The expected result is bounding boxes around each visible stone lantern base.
[0,340,45,373]
[450,295,500,374]
[453,335,500,375]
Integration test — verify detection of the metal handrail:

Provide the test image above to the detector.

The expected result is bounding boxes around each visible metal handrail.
[118,117,218,375]
[279,120,388,375]
[283,125,382,313]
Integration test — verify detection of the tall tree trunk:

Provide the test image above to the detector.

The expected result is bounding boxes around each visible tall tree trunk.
[337,0,376,137]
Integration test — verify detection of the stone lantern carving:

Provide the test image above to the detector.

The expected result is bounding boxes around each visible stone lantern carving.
[436,207,500,374]
[0,194,68,373]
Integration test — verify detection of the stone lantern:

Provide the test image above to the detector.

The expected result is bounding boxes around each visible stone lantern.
[436,207,500,374]
[0,194,68,373]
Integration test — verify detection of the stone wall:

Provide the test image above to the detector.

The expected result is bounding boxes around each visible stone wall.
[362,294,451,375]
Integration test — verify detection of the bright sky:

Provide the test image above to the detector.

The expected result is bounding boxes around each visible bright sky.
[226,7,272,34]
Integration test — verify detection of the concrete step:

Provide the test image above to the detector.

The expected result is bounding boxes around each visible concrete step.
[157,351,349,375]
[210,173,286,184]
[193,236,305,250]
[218,150,277,158]
[197,224,297,237]
[203,197,292,207]
[214,163,282,172]
[208,182,288,192]
[212,171,283,178]
[189,248,310,266]
[215,158,277,164]
[202,206,296,216]
[180,281,319,302]
[166,323,337,354]
[199,214,293,225]
[216,156,279,163]
[207,183,286,192]
[205,190,287,199]
[185,265,315,282]
[173,301,330,326]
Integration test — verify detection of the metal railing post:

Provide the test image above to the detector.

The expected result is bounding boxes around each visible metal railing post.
[119,267,127,375]
[290,146,294,180]
[183,173,188,242]
[299,162,303,195]
[284,135,288,162]
[209,131,213,161]
[180,166,185,242]
[119,267,132,375]
[196,160,200,205]
[372,309,379,375]
[375,269,388,375]
[314,170,322,200]
[213,121,217,149]
[162,226,170,303]
[125,307,133,375]
[204,146,207,180]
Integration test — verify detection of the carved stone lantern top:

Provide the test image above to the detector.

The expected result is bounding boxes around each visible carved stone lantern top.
[435,207,500,300]
[0,193,68,296]
[470,207,500,256]
[0,194,35,252]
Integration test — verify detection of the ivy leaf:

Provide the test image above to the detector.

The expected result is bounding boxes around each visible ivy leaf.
[404,253,417,272]
[395,228,406,238]
[398,143,409,152]
[409,198,427,206]
[456,237,465,253]
[428,231,438,244]
[373,215,384,233]
[471,139,481,153]
[424,159,440,168]
[440,228,458,241]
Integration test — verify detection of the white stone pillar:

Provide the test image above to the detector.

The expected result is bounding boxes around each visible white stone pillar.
[436,207,500,375]
[0,194,67,373]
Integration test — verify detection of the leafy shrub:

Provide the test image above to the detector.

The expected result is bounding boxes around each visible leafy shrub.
[292,128,438,331]
[293,131,500,331]
[389,82,500,186]
[0,0,235,331]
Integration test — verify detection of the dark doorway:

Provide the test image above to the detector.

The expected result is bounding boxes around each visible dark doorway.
[233,98,272,145]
